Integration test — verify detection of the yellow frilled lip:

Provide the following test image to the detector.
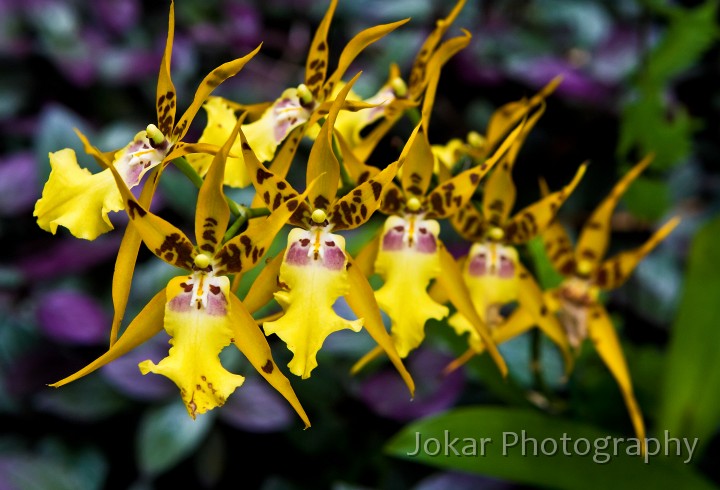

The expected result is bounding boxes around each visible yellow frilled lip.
[448,241,520,350]
[139,274,245,418]
[374,215,449,357]
[34,148,124,240]
[263,228,362,379]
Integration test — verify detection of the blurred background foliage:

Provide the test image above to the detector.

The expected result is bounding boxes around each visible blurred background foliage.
[1,0,719,488]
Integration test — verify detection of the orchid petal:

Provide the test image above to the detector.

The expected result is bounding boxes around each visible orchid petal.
[172,44,262,143]
[575,155,653,267]
[105,158,195,270]
[329,159,399,230]
[156,0,176,136]
[324,18,410,99]
[344,255,415,397]
[307,72,361,211]
[304,0,337,98]
[264,230,361,378]
[195,115,245,254]
[437,242,507,376]
[408,0,466,96]
[594,216,680,290]
[399,123,433,198]
[587,304,646,444]
[505,163,587,245]
[140,276,244,418]
[374,217,448,357]
[110,166,162,346]
[34,149,124,240]
[228,294,310,428]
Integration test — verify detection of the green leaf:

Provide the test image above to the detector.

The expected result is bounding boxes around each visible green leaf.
[644,1,719,84]
[659,216,720,455]
[386,406,717,490]
[621,176,671,222]
[136,399,215,477]
[525,236,565,290]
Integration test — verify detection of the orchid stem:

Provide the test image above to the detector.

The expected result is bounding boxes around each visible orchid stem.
[172,157,243,217]
[223,207,271,243]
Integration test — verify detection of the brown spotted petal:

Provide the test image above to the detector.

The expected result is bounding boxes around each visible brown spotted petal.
[329,159,399,230]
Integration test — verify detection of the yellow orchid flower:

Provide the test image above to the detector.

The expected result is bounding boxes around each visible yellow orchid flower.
[347,105,533,379]
[233,74,414,398]
[444,107,587,373]
[34,0,260,240]
[337,0,472,162]
[50,118,310,425]
[539,154,680,444]
[430,76,562,181]
[187,0,409,187]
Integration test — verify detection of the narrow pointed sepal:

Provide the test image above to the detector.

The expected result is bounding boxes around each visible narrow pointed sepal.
[50,289,166,387]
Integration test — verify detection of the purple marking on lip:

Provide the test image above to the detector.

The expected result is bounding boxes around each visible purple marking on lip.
[322,245,346,271]
[498,256,515,278]
[416,229,437,254]
[468,254,487,277]
[168,292,192,313]
[206,293,228,316]
[286,241,311,266]
[381,226,405,251]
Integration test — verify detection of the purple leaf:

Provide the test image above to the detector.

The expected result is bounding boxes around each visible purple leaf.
[218,377,293,433]
[36,290,108,345]
[359,348,465,422]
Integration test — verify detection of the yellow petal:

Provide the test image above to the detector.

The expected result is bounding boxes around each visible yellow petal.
[435,243,507,376]
[344,255,415,396]
[156,0,176,136]
[195,113,245,254]
[110,166,163,346]
[324,18,410,99]
[450,201,486,242]
[575,155,654,268]
[243,88,313,164]
[186,97,250,187]
[333,84,395,148]
[374,216,448,357]
[34,149,123,240]
[505,163,587,244]
[172,43,262,143]
[399,123,433,198]
[448,241,520,350]
[307,72,361,211]
[408,0,466,96]
[228,294,310,428]
[541,220,576,277]
[587,304,646,444]
[593,216,680,290]
[304,0,337,98]
[264,228,362,378]
[50,289,166,387]
[140,275,245,418]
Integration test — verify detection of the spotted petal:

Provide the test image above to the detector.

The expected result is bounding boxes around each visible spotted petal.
[575,155,653,267]
[593,216,680,290]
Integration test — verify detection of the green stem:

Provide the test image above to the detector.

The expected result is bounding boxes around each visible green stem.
[172,157,243,217]
[405,107,421,127]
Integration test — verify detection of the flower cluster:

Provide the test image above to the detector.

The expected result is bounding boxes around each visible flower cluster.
[35,0,678,442]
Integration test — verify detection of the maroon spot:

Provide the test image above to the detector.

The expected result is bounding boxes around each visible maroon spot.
[325,240,335,247]
[382,227,405,251]
[416,231,437,254]
[262,360,274,373]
